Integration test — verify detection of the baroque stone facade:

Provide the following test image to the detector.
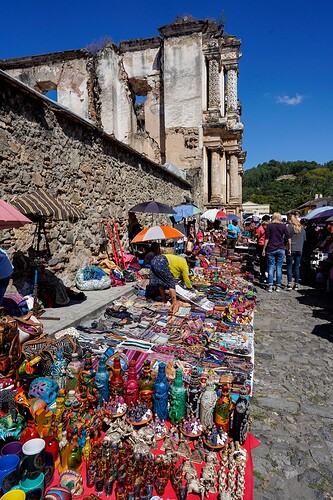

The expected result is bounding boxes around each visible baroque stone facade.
[0,70,191,281]
[0,17,246,213]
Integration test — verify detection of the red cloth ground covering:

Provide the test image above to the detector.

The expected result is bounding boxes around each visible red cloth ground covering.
[48,433,260,499]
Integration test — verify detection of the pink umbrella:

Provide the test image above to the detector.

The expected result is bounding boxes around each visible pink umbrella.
[0,199,32,229]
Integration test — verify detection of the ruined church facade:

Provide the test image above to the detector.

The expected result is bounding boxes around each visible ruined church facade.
[1,19,245,212]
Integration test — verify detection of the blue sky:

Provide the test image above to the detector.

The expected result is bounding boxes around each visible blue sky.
[1,0,332,170]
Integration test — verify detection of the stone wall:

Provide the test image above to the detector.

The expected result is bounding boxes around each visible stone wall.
[1,18,245,213]
[0,70,191,284]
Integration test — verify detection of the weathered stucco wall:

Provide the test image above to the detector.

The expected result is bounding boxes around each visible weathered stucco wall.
[0,19,245,213]
[0,70,191,283]
[5,51,90,119]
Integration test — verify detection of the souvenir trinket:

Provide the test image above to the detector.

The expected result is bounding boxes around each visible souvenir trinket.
[149,414,167,440]
[138,360,154,408]
[190,437,206,464]
[176,438,191,459]
[59,470,84,498]
[169,368,186,424]
[153,362,169,420]
[51,347,67,390]
[180,414,203,437]
[29,377,59,406]
[94,354,109,406]
[104,396,127,417]
[186,367,201,418]
[110,355,124,397]
[66,353,82,392]
[199,377,217,428]
[203,424,228,449]
[124,360,139,407]
[215,384,233,432]
[126,401,152,425]
[230,386,250,444]
[80,352,96,399]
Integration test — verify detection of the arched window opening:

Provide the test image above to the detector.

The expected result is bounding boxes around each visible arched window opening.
[34,81,58,102]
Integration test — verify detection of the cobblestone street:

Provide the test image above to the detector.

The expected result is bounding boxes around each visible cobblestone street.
[252,282,333,499]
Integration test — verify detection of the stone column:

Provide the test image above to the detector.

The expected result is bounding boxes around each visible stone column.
[207,57,221,110]
[225,64,238,112]
[203,40,222,121]
[210,148,224,204]
[229,153,239,201]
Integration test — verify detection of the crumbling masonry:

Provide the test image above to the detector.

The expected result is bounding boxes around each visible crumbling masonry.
[1,18,246,213]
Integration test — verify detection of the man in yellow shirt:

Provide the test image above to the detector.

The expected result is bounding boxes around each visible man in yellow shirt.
[165,254,192,289]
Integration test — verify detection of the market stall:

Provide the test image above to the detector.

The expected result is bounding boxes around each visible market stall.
[0,250,259,500]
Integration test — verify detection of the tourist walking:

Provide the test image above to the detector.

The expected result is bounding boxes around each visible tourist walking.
[286,214,307,290]
[255,215,270,282]
[0,247,14,306]
[262,213,291,292]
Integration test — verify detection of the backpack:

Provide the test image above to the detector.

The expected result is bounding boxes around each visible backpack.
[2,294,29,317]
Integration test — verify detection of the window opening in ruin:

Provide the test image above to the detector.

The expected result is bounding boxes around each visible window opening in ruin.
[135,95,146,133]
[129,78,149,135]
[45,90,58,102]
[34,81,58,102]
[207,149,212,202]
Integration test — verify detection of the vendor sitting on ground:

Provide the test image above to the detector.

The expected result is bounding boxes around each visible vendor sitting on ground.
[148,249,196,314]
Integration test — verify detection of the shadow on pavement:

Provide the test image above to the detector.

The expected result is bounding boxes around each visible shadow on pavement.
[296,288,333,342]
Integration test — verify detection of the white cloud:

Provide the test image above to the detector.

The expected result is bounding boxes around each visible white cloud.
[276,94,304,106]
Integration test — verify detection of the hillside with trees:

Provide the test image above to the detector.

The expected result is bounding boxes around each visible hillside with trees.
[243,160,333,214]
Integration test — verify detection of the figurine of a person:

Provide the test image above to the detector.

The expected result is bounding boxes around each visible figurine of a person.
[199,378,217,428]
[215,384,233,433]
[230,386,250,444]
[94,354,109,406]
[169,368,186,424]
[153,362,169,420]
[186,367,201,418]
[51,348,67,390]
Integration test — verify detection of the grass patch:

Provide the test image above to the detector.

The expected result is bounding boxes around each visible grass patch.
[253,470,265,482]
[251,412,266,421]
[309,471,330,494]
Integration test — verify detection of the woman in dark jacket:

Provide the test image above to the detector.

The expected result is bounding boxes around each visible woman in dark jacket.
[262,213,291,292]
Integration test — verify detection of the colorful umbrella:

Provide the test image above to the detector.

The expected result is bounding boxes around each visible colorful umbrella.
[172,203,202,222]
[226,214,240,221]
[201,209,228,222]
[131,225,185,243]
[0,199,32,229]
[129,201,176,215]
[304,206,333,221]
[11,189,83,222]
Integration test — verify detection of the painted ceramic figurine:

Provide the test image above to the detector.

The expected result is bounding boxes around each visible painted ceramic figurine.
[94,354,109,406]
[186,367,201,418]
[153,362,169,420]
[139,360,154,408]
[66,353,82,392]
[110,355,124,397]
[230,386,250,444]
[29,377,59,406]
[169,368,186,424]
[51,347,67,390]
[199,377,217,428]
[215,383,233,432]
[124,360,139,407]
[80,351,96,398]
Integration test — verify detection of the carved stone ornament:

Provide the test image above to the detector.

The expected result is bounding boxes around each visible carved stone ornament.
[208,58,221,109]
